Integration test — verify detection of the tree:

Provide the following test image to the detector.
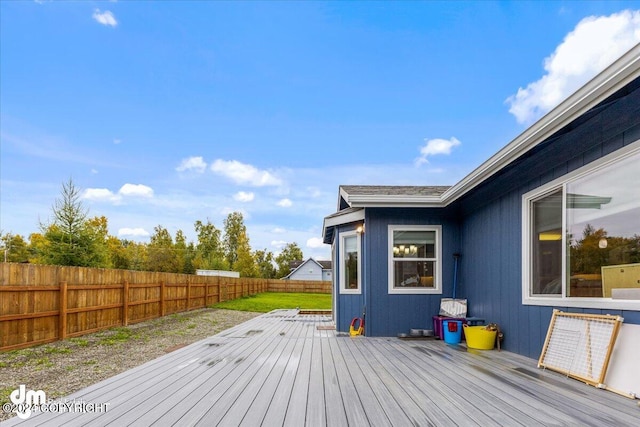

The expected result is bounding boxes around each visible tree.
[175,229,196,274]
[193,219,228,270]
[27,232,49,264]
[146,225,179,272]
[106,236,130,270]
[83,216,110,267]
[0,232,30,263]
[223,212,248,270]
[234,232,258,277]
[275,242,304,278]
[254,249,277,279]
[124,240,148,271]
[38,179,107,267]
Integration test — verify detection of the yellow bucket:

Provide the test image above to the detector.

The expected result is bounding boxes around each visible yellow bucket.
[463,325,497,350]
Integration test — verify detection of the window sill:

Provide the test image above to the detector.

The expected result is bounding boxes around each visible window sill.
[523,296,640,311]
[389,288,442,295]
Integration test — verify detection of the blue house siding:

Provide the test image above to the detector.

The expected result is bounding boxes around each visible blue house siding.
[457,79,640,359]
[363,207,460,336]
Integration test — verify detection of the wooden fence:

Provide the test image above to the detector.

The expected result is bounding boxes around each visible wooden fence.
[0,263,331,351]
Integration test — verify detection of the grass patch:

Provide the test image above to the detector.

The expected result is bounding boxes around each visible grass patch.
[211,292,331,313]
[0,387,13,405]
[44,346,72,355]
[98,327,138,346]
[35,357,54,369]
[69,338,89,347]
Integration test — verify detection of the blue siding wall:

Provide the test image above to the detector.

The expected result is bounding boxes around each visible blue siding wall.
[363,207,461,336]
[458,81,640,359]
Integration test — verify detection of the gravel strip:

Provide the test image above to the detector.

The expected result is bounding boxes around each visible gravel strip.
[0,308,261,422]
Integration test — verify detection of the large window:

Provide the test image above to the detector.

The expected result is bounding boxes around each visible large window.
[339,231,361,294]
[388,225,442,294]
[523,144,640,309]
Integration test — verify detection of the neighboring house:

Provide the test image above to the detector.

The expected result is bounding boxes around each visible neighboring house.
[284,258,332,281]
[322,44,640,360]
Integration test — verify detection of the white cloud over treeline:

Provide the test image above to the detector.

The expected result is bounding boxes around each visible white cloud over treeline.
[506,10,640,124]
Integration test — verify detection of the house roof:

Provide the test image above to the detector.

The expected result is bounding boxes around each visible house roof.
[284,257,332,279]
[338,185,450,208]
[322,43,640,243]
[289,259,332,270]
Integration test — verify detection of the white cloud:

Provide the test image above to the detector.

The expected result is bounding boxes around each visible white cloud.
[272,227,286,234]
[91,168,98,174]
[415,137,461,166]
[306,186,322,198]
[119,183,154,198]
[83,188,117,202]
[271,240,289,249]
[211,159,283,187]
[234,191,255,202]
[113,139,122,145]
[277,198,293,208]
[92,9,118,27]
[306,237,325,248]
[506,10,640,124]
[83,183,153,204]
[118,227,150,238]
[176,156,207,173]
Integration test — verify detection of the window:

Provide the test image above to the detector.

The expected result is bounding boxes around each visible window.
[388,225,442,294]
[339,231,361,294]
[523,144,640,309]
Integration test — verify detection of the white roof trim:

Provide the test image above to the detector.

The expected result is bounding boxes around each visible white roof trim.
[323,208,365,229]
[345,194,446,208]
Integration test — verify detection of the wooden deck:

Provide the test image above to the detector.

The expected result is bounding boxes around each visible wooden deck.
[4,310,639,426]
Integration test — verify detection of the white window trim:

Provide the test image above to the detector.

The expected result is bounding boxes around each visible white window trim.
[388,224,442,294]
[339,231,361,295]
[522,140,640,310]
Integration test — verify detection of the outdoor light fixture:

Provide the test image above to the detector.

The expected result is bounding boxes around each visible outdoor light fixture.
[356,224,365,234]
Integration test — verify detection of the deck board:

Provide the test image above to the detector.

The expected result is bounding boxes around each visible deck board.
[5,310,639,427]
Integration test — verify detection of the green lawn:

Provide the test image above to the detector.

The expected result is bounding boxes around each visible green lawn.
[211,292,331,313]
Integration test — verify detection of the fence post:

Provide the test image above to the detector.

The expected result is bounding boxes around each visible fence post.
[59,281,68,340]
[160,281,165,317]
[187,278,191,311]
[123,280,129,326]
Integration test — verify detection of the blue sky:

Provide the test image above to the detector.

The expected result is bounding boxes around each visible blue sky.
[2,1,640,261]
